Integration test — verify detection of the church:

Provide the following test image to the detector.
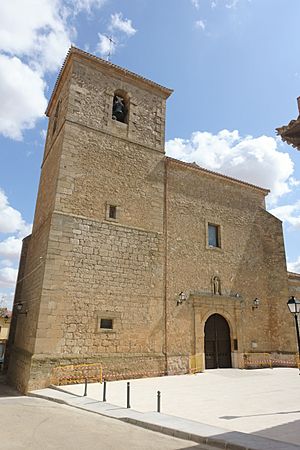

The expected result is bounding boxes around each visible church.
[6,47,300,393]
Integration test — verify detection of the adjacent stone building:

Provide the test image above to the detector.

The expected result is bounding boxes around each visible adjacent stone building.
[0,309,11,368]
[6,47,300,392]
[277,96,300,150]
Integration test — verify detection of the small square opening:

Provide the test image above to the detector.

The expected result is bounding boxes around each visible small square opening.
[109,205,117,220]
[100,318,113,329]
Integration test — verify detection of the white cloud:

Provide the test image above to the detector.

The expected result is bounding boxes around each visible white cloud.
[0,189,32,237]
[0,291,14,309]
[96,12,137,58]
[0,190,32,297]
[0,267,18,289]
[269,202,300,229]
[36,27,73,74]
[166,129,296,204]
[208,0,249,8]
[0,0,108,141]
[195,20,206,30]
[225,0,240,8]
[287,257,300,274]
[0,54,47,140]
[40,129,47,140]
[96,33,117,58]
[70,0,107,13]
[0,237,23,261]
[0,0,72,73]
[17,223,33,238]
[289,177,300,187]
[0,190,25,233]
[191,0,200,9]
[0,260,14,268]
[0,190,31,288]
[109,13,137,37]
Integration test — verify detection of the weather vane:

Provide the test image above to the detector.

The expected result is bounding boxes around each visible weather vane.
[104,34,116,62]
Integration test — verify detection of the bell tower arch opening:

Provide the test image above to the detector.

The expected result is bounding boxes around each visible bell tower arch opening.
[112,90,129,124]
[204,313,232,369]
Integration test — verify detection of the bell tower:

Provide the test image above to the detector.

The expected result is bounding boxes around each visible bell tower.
[7,47,173,392]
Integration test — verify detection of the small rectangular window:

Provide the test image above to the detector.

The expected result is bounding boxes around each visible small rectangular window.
[100,318,113,329]
[109,205,117,220]
[208,224,220,247]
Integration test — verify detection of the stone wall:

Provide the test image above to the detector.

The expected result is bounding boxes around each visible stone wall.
[7,51,170,391]
[54,122,165,234]
[67,56,167,152]
[288,272,300,298]
[164,158,292,371]
[7,49,299,392]
[33,212,165,356]
[4,235,31,373]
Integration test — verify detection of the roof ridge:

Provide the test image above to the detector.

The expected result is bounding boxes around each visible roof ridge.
[46,46,173,115]
[166,156,270,194]
[288,271,300,278]
[71,46,173,94]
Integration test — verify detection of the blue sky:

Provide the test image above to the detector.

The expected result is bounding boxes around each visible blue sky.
[1,0,300,308]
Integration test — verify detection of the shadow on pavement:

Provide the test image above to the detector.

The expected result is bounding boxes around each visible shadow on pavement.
[220,410,300,419]
[0,373,22,397]
[255,419,300,447]
[207,429,300,450]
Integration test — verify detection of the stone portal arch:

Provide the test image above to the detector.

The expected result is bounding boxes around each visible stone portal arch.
[204,313,232,369]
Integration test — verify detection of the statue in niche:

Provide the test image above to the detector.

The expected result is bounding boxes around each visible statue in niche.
[212,276,221,295]
[112,95,127,123]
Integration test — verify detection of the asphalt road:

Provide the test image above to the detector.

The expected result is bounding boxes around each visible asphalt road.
[0,383,213,450]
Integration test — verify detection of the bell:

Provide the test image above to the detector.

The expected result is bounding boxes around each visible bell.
[112,96,126,122]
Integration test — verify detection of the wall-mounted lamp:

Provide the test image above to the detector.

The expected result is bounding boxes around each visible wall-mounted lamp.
[177,291,188,306]
[16,302,27,315]
[252,298,260,310]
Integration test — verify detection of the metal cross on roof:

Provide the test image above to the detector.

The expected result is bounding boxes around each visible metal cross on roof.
[104,35,116,62]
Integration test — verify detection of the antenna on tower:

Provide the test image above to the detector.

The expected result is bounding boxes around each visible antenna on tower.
[104,35,116,62]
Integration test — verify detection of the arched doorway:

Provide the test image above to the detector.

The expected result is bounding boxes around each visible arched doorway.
[204,314,232,369]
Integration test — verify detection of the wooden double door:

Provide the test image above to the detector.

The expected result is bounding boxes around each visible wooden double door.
[204,314,232,369]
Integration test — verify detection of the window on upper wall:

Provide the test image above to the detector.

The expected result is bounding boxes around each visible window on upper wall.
[100,318,113,330]
[109,205,117,219]
[112,91,128,124]
[106,203,118,221]
[208,223,220,248]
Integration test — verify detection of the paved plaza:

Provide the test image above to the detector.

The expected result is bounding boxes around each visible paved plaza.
[61,368,300,446]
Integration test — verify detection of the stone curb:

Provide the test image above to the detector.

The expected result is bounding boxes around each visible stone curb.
[28,390,300,450]
[120,417,285,450]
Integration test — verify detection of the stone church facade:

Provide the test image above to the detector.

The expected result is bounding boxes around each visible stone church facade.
[6,47,300,393]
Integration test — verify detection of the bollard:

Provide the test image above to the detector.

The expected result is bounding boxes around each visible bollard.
[157,391,161,413]
[103,380,107,402]
[127,382,131,408]
[84,378,88,396]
